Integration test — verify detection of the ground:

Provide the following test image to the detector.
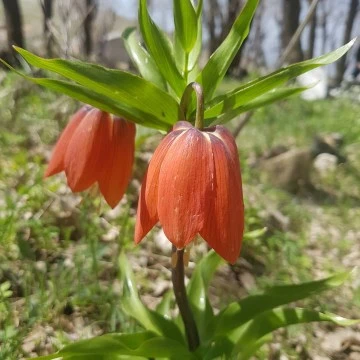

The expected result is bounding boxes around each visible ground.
[0,73,359,359]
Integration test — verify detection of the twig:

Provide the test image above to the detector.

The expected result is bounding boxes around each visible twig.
[232,111,254,138]
[278,0,320,66]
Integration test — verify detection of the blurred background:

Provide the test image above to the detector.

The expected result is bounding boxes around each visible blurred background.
[0,1,360,359]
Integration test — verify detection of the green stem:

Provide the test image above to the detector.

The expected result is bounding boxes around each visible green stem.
[179,82,204,129]
[171,246,200,351]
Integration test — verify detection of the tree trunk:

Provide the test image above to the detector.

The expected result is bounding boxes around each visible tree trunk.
[206,0,245,75]
[334,0,359,85]
[83,0,98,57]
[307,0,317,59]
[2,0,24,51]
[41,0,54,55]
[207,0,221,55]
[281,0,303,63]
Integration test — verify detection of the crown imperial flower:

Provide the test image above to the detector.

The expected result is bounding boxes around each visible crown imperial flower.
[45,106,136,208]
[135,121,244,263]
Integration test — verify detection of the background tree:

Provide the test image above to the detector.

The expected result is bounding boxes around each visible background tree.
[83,0,98,57]
[1,0,24,55]
[40,0,54,56]
[205,0,246,76]
[306,0,318,59]
[334,0,359,85]
[281,0,303,63]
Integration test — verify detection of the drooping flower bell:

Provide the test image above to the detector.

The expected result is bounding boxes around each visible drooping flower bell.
[45,106,136,208]
[135,121,244,264]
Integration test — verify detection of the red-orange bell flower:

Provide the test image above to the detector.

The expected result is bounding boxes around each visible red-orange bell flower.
[45,106,136,208]
[135,121,244,264]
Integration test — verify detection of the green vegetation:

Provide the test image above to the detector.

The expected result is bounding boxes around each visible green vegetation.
[0,75,359,359]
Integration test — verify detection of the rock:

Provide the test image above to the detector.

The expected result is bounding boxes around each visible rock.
[297,68,328,100]
[313,153,338,175]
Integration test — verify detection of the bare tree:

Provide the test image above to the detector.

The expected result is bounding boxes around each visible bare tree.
[1,0,24,52]
[40,0,54,55]
[306,0,318,59]
[84,0,98,57]
[205,0,246,75]
[281,0,303,63]
[334,0,359,85]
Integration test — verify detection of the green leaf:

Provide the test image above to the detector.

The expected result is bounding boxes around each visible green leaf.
[243,227,267,240]
[208,86,309,125]
[204,39,355,121]
[197,0,259,102]
[232,308,359,359]
[173,0,198,53]
[188,0,203,78]
[122,27,167,91]
[31,331,196,360]
[214,271,351,336]
[1,61,170,131]
[12,47,180,129]
[139,0,185,97]
[156,290,173,318]
[118,252,185,344]
[187,250,223,342]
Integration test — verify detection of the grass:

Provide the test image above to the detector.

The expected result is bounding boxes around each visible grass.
[0,73,360,359]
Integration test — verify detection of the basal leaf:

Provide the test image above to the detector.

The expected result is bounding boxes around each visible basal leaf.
[122,27,167,91]
[187,250,223,342]
[204,39,355,120]
[118,252,185,344]
[30,332,196,360]
[232,308,359,359]
[214,271,351,336]
[197,0,259,102]
[12,47,179,128]
[139,0,185,97]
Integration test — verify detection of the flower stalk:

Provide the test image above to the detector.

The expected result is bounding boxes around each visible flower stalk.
[179,82,204,129]
[171,246,200,351]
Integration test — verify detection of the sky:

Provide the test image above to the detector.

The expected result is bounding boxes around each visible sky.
[99,0,359,70]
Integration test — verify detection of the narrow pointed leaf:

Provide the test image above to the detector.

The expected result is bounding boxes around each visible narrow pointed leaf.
[232,308,359,359]
[204,39,355,120]
[12,47,179,127]
[155,290,173,318]
[118,252,185,344]
[188,0,203,78]
[30,332,196,360]
[187,250,223,341]
[1,61,171,130]
[139,0,185,97]
[173,0,197,52]
[122,27,167,90]
[197,0,259,101]
[207,86,309,125]
[214,271,351,336]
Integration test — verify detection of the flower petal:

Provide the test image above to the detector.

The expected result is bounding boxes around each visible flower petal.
[157,128,213,248]
[134,129,181,244]
[64,109,112,192]
[45,106,90,177]
[200,129,244,264]
[98,118,136,208]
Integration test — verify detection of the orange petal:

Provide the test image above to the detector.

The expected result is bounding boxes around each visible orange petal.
[98,118,136,208]
[134,129,181,244]
[45,106,90,177]
[200,128,244,264]
[157,128,213,249]
[64,109,112,192]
